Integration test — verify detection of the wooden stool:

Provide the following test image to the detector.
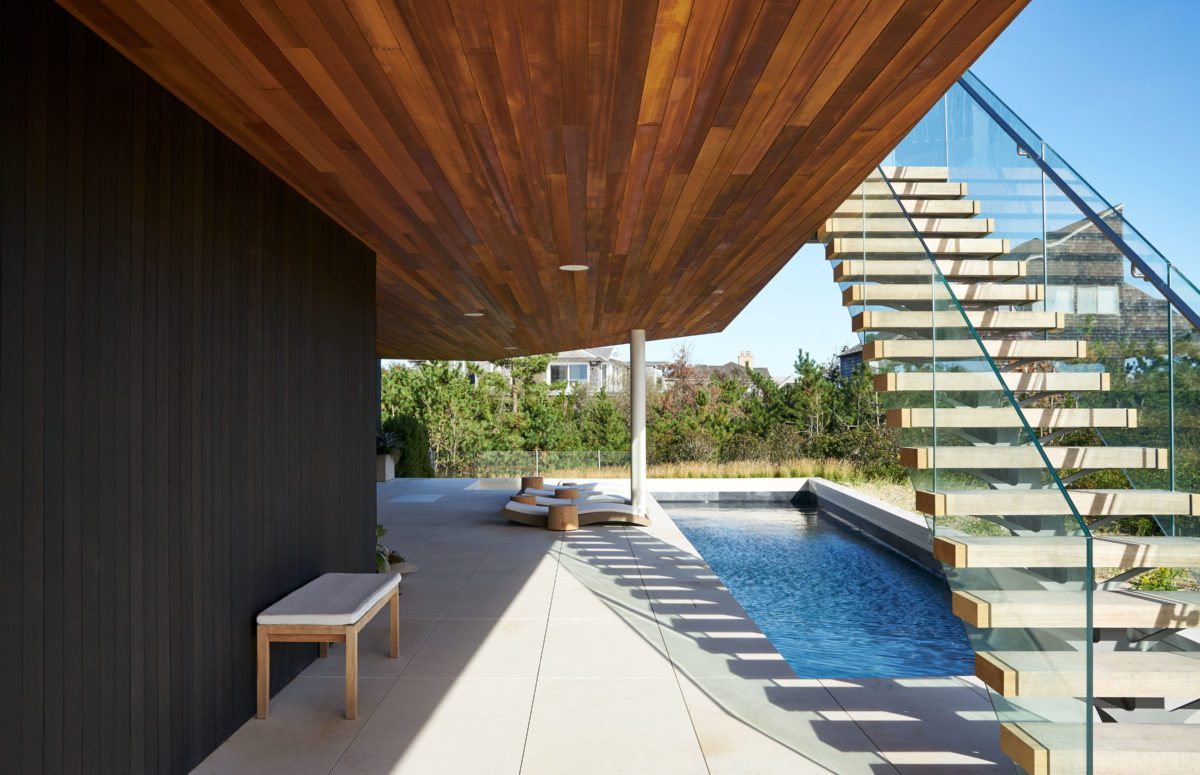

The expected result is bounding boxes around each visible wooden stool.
[554,487,581,499]
[511,494,537,505]
[521,476,544,491]
[548,504,579,531]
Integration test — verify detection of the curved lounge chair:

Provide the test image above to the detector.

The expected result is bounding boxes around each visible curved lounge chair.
[523,487,599,498]
[527,493,632,506]
[503,500,650,528]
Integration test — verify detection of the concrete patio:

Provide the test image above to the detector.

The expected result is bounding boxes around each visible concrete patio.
[194,478,1010,774]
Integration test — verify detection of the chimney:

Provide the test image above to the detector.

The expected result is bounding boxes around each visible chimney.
[738,351,753,369]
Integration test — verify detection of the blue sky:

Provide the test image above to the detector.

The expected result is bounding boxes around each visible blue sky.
[634,0,1200,378]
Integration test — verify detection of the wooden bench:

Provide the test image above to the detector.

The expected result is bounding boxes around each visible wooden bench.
[256,573,401,720]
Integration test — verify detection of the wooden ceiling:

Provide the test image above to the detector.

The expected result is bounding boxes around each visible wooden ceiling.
[59,0,1028,359]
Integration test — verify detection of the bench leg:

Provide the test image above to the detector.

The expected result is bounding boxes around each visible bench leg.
[344,625,358,720]
[256,626,269,719]
[389,588,399,659]
[318,641,328,658]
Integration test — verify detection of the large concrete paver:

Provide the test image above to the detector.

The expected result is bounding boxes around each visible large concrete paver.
[331,677,535,775]
[521,677,710,775]
[193,477,1009,775]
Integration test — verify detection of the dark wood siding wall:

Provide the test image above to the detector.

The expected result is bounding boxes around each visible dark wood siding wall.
[1,2,379,772]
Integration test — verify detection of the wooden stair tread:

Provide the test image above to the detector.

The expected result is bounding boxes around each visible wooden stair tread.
[934,535,1200,569]
[853,181,967,199]
[952,589,1200,628]
[820,216,994,239]
[917,488,1198,517]
[887,407,1137,429]
[903,446,1169,470]
[844,283,1042,304]
[835,259,1028,281]
[827,236,1010,258]
[875,371,1109,393]
[853,310,1063,332]
[1001,721,1200,775]
[865,339,1085,361]
[977,650,1200,698]
[831,198,981,217]
[878,166,949,181]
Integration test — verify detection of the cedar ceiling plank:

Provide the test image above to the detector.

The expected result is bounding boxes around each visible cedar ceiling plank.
[711,0,800,128]
[637,0,693,125]
[172,1,280,89]
[701,1,960,277]
[279,3,438,204]
[583,0,622,261]
[519,0,566,175]
[398,0,486,125]
[732,0,995,271]
[669,0,766,174]
[665,0,831,254]
[614,123,662,256]
[731,0,863,175]
[683,0,936,268]
[485,1,559,254]
[325,0,482,251]
[701,0,1024,323]
[622,0,731,280]
[55,0,1029,359]
[606,0,659,176]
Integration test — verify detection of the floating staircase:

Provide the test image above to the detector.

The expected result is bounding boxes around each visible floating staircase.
[826,160,1200,773]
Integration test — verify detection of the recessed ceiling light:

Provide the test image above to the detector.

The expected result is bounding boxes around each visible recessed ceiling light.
[559,264,588,272]
[712,289,724,294]
[464,312,484,317]
[505,346,518,350]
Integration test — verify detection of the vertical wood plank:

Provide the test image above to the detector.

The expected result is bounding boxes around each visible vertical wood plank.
[126,66,148,775]
[79,24,103,775]
[40,1,68,767]
[22,0,49,769]
[110,51,134,775]
[0,0,28,766]
[60,17,87,775]
[5,3,378,770]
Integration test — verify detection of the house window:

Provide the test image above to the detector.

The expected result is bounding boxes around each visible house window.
[550,363,588,383]
[1096,286,1120,315]
[1045,285,1074,313]
[1075,286,1120,315]
[1043,285,1119,315]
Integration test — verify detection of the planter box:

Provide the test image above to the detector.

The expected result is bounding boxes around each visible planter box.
[376,453,395,482]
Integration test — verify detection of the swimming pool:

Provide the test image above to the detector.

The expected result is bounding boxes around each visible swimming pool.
[669,503,973,678]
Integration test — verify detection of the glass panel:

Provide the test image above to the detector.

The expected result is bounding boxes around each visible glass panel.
[852,153,1095,769]
[568,364,588,382]
[475,449,631,479]
[881,68,1200,771]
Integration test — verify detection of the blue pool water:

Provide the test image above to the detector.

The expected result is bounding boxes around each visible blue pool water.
[669,503,973,678]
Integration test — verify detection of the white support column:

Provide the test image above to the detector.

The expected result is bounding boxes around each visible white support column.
[630,329,647,513]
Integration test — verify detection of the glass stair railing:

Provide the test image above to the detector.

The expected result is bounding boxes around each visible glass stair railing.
[829,166,1095,775]
[825,72,1200,774]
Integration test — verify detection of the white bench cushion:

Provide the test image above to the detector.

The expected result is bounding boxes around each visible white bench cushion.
[503,501,641,518]
[256,573,401,626]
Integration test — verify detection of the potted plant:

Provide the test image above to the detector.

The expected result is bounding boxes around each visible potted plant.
[372,525,391,573]
[376,430,401,482]
[375,524,417,575]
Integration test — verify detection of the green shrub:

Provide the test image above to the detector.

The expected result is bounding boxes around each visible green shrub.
[382,414,435,477]
[1130,567,1185,591]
